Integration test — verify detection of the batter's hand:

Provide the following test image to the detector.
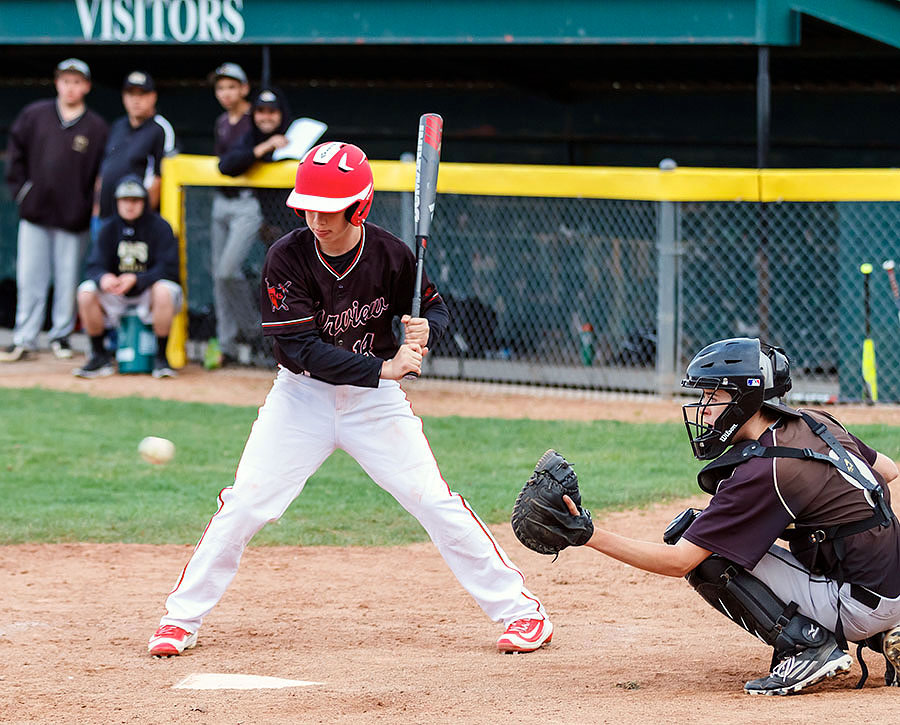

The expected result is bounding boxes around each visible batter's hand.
[401,315,430,353]
[381,343,423,380]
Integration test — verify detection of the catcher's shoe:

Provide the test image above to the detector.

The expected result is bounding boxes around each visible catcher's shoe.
[744,637,852,695]
[497,618,553,653]
[148,625,198,657]
[884,625,900,687]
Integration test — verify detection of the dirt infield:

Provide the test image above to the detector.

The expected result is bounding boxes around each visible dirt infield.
[2,356,899,724]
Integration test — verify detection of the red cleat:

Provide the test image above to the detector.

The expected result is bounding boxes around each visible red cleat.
[148,625,198,657]
[497,618,553,653]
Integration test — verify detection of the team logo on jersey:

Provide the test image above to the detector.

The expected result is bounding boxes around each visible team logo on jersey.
[747,378,761,387]
[72,135,89,153]
[265,278,292,311]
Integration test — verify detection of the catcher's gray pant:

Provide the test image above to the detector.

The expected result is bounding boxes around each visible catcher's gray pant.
[210,192,263,356]
[751,544,900,642]
[12,219,88,348]
[160,369,547,632]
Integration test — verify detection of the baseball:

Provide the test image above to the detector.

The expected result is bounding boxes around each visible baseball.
[138,436,175,465]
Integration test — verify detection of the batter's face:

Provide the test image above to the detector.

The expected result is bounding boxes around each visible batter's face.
[55,72,91,106]
[305,209,360,253]
[215,78,249,111]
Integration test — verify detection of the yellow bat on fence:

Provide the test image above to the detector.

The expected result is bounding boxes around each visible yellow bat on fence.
[860,263,878,404]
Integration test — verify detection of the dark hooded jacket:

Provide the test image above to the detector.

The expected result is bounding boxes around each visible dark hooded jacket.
[84,206,180,297]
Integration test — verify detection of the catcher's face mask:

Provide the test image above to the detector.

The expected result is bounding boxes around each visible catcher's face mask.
[680,337,774,460]
[681,385,745,460]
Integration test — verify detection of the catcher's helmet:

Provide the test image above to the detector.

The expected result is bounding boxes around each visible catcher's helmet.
[681,337,793,460]
[285,141,374,226]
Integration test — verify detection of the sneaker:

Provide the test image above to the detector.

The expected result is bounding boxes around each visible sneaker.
[152,358,177,378]
[50,337,74,359]
[72,352,114,379]
[0,344,31,362]
[203,337,223,370]
[497,618,553,653]
[744,637,852,695]
[884,625,900,687]
[148,625,198,657]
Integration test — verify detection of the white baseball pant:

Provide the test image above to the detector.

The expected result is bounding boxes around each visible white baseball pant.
[160,368,546,632]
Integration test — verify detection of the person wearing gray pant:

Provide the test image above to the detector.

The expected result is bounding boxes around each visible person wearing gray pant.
[209,191,263,361]
[1,58,108,362]
[213,85,291,366]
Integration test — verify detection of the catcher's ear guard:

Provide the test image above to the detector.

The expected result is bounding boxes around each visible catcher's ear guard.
[663,507,702,545]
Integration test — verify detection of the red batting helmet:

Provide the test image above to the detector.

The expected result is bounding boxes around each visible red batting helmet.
[286,141,374,226]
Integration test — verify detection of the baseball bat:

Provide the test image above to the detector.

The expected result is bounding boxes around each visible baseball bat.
[404,113,443,379]
[883,259,900,329]
[411,113,443,317]
[860,263,878,404]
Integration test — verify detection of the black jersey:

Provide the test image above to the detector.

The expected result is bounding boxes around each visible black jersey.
[259,222,448,383]
[6,99,108,231]
[99,114,175,217]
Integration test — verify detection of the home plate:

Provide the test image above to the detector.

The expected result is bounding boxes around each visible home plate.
[173,673,323,690]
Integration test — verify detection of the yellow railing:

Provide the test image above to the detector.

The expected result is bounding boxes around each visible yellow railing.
[160,154,900,367]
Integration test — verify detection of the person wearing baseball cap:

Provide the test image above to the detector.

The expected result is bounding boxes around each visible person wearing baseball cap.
[95,70,176,225]
[0,58,108,363]
[209,62,248,85]
[205,62,255,369]
[74,174,182,379]
[56,57,91,80]
[210,86,293,368]
[122,69,155,92]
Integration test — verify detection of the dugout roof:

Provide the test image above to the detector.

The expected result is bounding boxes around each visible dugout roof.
[1,1,900,49]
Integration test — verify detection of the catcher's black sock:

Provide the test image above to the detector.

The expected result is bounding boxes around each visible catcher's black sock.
[90,334,106,356]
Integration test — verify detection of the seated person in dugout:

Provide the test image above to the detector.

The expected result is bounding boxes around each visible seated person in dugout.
[73,175,182,379]
[518,337,900,696]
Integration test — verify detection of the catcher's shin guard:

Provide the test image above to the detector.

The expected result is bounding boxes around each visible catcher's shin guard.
[687,556,830,657]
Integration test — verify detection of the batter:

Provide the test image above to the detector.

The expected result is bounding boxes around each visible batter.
[148,142,551,657]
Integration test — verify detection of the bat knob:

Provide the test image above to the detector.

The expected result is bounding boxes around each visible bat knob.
[860,263,873,275]
[884,259,896,271]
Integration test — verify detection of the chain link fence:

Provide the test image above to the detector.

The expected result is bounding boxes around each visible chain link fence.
[181,184,900,402]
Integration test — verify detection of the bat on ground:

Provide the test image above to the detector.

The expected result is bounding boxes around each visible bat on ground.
[404,113,443,379]
[860,263,878,404]
[883,259,900,329]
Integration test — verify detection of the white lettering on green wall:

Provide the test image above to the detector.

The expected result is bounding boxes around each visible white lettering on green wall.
[74,0,245,42]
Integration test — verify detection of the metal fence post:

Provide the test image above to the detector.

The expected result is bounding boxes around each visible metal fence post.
[656,159,680,396]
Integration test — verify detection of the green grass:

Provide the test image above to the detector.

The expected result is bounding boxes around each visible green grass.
[2,388,898,546]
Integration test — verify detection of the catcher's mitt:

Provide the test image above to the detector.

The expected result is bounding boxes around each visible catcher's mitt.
[511,449,594,557]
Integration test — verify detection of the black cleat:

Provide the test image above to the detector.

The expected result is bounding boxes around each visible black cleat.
[744,636,852,695]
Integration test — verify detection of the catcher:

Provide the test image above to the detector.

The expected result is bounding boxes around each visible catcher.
[512,337,900,695]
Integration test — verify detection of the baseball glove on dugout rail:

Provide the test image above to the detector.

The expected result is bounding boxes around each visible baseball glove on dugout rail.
[511,449,594,557]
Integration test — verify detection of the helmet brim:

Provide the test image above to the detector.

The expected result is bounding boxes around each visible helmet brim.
[286,183,373,212]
